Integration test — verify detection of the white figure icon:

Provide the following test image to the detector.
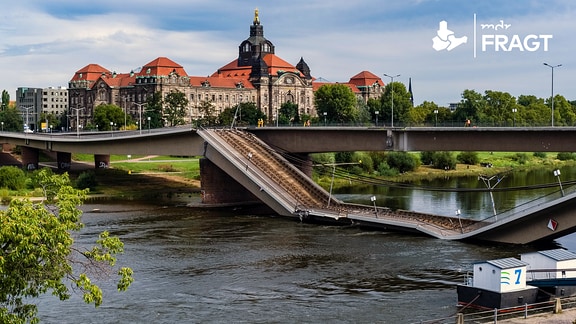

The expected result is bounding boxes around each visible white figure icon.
[432,20,467,51]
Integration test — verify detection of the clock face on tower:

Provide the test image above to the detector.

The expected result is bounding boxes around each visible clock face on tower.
[285,77,294,84]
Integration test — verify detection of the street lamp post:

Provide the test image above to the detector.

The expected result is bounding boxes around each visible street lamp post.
[71,107,82,138]
[543,63,562,127]
[1,122,3,132]
[383,73,400,127]
[22,106,34,132]
[323,112,327,126]
[434,109,438,127]
[147,116,151,133]
[512,108,517,127]
[110,121,114,137]
[375,111,379,126]
[123,97,127,131]
[134,102,146,134]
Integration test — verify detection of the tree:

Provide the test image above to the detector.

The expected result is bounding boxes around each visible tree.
[279,102,299,125]
[221,102,265,127]
[367,98,383,125]
[163,90,189,127]
[93,104,125,131]
[517,95,549,126]
[0,169,133,323]
[39,112,61,132]
[314,84,358,124]
[197,100,218,127]
[380,81,412,127]
[1,90,9,111]
[143,92,164,129]
[0,107,26,132]
[453,89,485,126]
[551,95,576,126]
[482,90,518,126]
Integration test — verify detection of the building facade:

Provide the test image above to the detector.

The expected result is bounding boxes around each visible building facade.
[67,10,385,129]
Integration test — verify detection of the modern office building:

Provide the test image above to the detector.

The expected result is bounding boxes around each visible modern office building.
[16,87,68,132]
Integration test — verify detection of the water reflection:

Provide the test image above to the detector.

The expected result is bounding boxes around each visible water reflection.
[335,166,574,220]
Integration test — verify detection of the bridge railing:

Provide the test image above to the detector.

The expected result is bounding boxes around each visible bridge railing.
[411,296,576,324]
[461,184,576,232]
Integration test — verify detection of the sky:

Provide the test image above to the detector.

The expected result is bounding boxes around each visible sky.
[1,0,574,106]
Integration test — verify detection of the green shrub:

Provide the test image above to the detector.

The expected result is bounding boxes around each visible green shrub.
[75,171,97,190]
[377,162,398,177]
[432,151,456,170]
[420,151,435,165]
[353,152,373,173]
[457,152,479,165]
[387,152,418,173]
[557,152,576,161]
[533,152,547,158]
[0,188,12,205]
[512,153,528,165]
[0,166,26,190]
[335,151,354,164]
[311,153,335,165]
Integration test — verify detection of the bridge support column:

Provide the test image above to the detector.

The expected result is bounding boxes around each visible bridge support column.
[200,158,259,204]
[57,152,72,170]
[94,154,110,169]
[21,146,39,170]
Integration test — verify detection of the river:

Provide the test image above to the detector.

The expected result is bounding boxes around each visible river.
[34,166,576,323]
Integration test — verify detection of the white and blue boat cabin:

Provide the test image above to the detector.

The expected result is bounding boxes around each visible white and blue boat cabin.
[520,248,576,297]
[457,257,538,310]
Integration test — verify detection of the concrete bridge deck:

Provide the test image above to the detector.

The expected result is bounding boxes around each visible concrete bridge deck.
[198,128,576,244]
[3,126,576,244]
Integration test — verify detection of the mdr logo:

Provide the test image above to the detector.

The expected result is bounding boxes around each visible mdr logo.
[432,14,553,57]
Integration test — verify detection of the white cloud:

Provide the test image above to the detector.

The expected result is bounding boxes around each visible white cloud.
[0,1,574,107]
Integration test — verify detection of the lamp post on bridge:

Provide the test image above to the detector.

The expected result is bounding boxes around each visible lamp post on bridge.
[22,106,34,132]
[543,63,562,127]
[554,169,564,196]
[134,102,146,134]
[383,73,400,127]
[375,111,379,126]
[71,107,83,138]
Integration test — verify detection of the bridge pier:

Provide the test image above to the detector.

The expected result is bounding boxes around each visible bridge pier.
[21,146,39,170]
[200,158,259,204]
[94,154,110,169]
[57,152,72,170]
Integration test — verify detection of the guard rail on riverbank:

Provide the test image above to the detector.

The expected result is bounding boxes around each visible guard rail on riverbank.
[412,296,576,323]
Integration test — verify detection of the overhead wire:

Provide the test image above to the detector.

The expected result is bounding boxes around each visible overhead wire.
[267,143,571,193]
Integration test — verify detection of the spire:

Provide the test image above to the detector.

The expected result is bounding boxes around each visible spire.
[238,9,274,67]
[408,77,414,106]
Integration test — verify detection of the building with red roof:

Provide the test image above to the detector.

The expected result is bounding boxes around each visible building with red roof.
[67,9,385,129]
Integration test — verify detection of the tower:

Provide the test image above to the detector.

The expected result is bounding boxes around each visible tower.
[238,8,275,69]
